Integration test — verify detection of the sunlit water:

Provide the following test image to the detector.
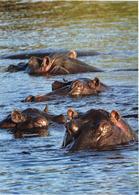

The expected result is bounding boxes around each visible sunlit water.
[0,1,138,195]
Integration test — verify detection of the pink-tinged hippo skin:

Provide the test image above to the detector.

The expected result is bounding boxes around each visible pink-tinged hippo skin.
[23,77,108,102]
[62,108,137,151]
[6,50,102,75]
[0,106,65,138]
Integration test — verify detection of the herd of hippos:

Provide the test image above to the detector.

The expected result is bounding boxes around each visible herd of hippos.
[0,50,137,152]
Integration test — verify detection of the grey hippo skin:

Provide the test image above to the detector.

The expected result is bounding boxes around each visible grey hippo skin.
[62,108,137,151]
[6,50,102,75]
[0,106,65,138]
[23,77,108,102]
[2,49,101,60]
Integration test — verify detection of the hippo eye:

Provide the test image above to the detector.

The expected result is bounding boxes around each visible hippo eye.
[34,118,48,127]
[28,57,34,64]
[99,122,111,136]
[28,57,39,67]
[66,121,79,135]
[72,81,83,89]
[72,123,79,133]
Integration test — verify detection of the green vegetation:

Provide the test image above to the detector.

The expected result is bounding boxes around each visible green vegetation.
[0,1,137,31]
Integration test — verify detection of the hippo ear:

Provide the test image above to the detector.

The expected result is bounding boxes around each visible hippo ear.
[42,56,51,66]
[11,110,26,123]
[67,108,78,120]
[110,110,120,121]
[93,77,100,87]
[44,105,48,113]
[67,50,77,59]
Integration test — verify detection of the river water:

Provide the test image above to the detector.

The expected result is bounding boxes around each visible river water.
[0,1,138,195]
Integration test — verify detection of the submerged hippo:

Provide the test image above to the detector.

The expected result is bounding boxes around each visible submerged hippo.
[62,108,137,151]
[23,77,108,102]
[6,50,102,75]
[0,106,65,138]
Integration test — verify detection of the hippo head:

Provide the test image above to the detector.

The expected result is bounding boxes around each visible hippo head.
[0,108,49,138]
[62,108,137,151]
[27,50,77,75]
[27,56,50,74]
[11,109,48,130]
[69,77,106,96]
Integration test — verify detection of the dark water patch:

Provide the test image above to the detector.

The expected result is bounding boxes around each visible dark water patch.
[1,48,102,60]
[131,107,138,111]
[0,104,6,108]
[123,114,138,118]
[21,151,31,155]
[110,68,138,72]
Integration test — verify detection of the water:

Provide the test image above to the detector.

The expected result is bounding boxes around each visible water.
[0,1,138,195]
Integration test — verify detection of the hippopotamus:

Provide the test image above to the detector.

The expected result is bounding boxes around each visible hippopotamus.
[0,106,65,138]
[62,108,137,151]
[6,50,102,75]
[23,77,108,102]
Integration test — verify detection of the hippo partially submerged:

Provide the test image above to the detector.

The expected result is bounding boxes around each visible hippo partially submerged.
[23,77,108,102]
[7,50,102,75]
[0,106,65,138]
[62,108,137,151]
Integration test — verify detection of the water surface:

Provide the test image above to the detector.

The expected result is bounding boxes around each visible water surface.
[0,1,138,195]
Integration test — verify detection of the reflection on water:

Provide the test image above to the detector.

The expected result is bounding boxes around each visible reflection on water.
[0,1,137,54]
[0,1,138,195]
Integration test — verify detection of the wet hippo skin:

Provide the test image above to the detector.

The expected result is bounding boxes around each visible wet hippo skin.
[23,77,108,102]
[6,50,102,75]
[0,106,65,138]
[62,108,137,151]
[2,49,102,60]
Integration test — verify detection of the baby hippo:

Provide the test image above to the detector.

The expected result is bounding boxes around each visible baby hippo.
[62,108,137,151]
[23,77,108,102]
[7,50,102,75]
[0,106,65,138]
